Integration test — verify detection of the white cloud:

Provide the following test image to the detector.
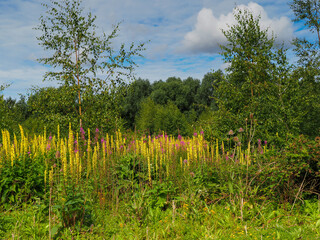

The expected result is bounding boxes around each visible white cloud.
[183,2,294,53]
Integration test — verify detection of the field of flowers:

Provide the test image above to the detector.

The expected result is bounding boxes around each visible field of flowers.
[0,126,320,239]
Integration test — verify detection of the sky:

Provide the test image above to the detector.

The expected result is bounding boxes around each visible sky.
[0,0,312,99]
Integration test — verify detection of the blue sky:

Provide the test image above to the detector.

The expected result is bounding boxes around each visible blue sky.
[0,0,311,99]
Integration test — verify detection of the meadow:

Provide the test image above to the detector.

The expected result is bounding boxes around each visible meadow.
[0,124,320,239]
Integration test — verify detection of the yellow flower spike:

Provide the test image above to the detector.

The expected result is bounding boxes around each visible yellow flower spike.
[93,145,97,174]
[49,166,54,187]
[102,141,106,171]
[13,134,18,158]
[147,152,151,183]
[77,151,82,183]
[216,138,219,162]
[44,169,47,186]
[10,144,15,166]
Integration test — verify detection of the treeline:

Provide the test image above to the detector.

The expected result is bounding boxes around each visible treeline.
[0,71,221,136]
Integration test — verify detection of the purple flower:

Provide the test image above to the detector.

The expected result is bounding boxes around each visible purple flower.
[49,136,52,140]
[184,159,188,164]
[226,155,229,161]
[200,131,204,135]
[101,138,105,143]
[95,128,99,133]
[178,135,182,140]
[258,139,261,144]
[193,132,197,137]
[46,144,51,151]
[264,140,267,145]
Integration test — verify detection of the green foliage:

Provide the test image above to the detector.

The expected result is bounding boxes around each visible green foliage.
[53,184,93,231]
[0,157,46,208]
[289,0,320,137]
[136,98,192,136]
[151,77,200,114]
[27,86,78,135]
[121,78,152,128]
[216,7,303,140]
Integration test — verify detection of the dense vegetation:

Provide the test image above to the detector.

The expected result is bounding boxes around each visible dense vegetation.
[1,0,320,239]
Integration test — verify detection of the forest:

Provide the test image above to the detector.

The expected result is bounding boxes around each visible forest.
[0,0,320,239]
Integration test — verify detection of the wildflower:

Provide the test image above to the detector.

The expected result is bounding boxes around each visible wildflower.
[46,144,51,151]
[200,130,204,135]
[264,140,267,145]
[228,130,234,135]
[183,159,188,164]
[237,142,241,146]
[233,136,239,142]
[55,151,60,158]
[49,136,52,140]
[190,172,195,177]
[178,135,182,140]
[226,156,229,160]
[95,128,99,133]
[238,128,244,133]
[193,132,197,137]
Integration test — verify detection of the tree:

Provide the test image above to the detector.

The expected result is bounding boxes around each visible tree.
[217,8,300,139]
[290,0,320,45]
[35,0,145,128]
[196,70,224,110]
[121,78,152,129]
[290,0,320,136]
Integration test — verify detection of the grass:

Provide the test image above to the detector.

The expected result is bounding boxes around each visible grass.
[1,198,320,239]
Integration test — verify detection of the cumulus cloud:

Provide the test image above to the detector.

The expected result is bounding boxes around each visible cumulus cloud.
[183,2,294,53]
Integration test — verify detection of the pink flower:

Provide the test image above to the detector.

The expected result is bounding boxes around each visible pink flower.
[193,132,197,136]
[228,130,234,135]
